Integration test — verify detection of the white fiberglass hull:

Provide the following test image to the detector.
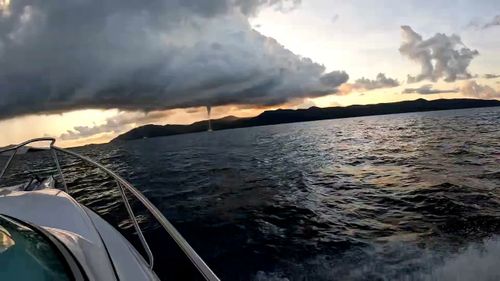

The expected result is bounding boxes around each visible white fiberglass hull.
[0,187,158,281]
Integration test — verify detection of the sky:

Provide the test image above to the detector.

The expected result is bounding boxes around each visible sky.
[0,0,499,147]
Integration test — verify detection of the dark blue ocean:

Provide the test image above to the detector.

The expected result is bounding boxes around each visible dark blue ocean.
[3,107,500,280]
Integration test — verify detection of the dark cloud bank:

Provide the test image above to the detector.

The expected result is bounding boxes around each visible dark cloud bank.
[0,0,348,120]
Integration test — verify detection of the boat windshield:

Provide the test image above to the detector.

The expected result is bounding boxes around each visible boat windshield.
[0,215,75,281]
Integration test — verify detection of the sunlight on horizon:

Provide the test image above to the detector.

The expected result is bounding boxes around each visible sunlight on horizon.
[1,86,492,148]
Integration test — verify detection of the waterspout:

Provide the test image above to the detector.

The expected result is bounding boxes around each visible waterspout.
[206,106,212,132]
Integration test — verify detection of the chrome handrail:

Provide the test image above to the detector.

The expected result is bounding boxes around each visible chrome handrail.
[0,138,220,281]
[0,138,57,183]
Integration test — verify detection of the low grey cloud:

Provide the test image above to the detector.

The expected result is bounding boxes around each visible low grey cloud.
[353,73,399,90]
[482,15,500,29]
[331,14,339,24]
[0,0,349,120]
[60,111,170,140]
[467,15,500,30]
[399,26,479,83]
[483,74,500,79]
[403,84,459,95]
[319,71,349,87]
[461,81,500,99]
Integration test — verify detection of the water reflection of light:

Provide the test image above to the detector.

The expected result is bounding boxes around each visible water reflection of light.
[0,226,15,253]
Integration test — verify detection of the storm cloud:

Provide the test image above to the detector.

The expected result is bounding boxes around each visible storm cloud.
[399,26,479,83]
[0,0,348,120]
[403,84,459,95]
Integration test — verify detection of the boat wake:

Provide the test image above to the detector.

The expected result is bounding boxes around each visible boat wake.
[424,236,500,281]
[253,235,500,281]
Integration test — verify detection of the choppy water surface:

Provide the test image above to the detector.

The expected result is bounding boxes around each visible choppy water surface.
[4,107,500,280]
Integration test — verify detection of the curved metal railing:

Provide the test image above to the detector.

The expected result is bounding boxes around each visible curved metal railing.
[0,138,220,281]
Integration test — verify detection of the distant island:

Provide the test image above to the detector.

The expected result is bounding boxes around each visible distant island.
[112,98,500,142]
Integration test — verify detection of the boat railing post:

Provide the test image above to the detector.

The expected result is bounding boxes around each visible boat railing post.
[116,180,154,269]
[0,138,56,181]
[0,148,17,180]
[51,149,69,193]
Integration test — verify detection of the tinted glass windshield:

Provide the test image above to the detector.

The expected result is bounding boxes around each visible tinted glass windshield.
[0,215,72,281]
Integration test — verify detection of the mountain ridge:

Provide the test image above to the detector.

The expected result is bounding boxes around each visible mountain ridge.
[112,98,500,142]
